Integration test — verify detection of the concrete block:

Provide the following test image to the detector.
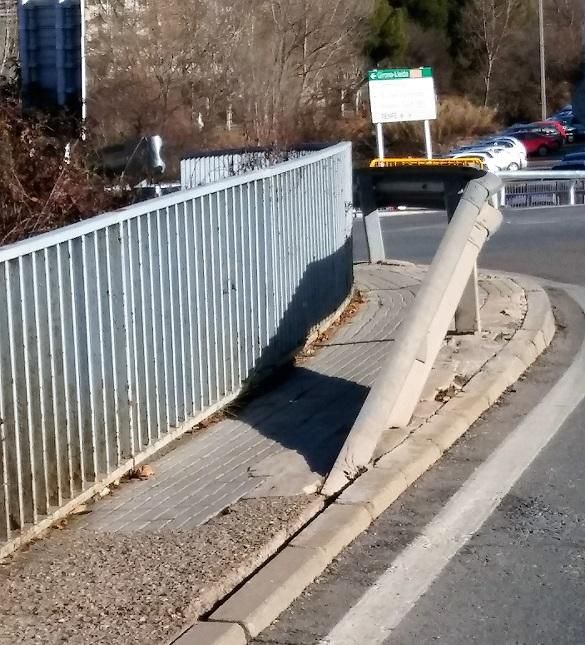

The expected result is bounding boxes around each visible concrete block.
[414,413,469,452]
[478,352,526,387]
[173,622,247,645]
[506,331,539,366]
[461,371,508,406]
[542,309,556,345]
[337,467,408,519]
[292,503,372,556]
[522,288,552,331]
[440,391,490,426]
[532,329,547,355]
[209,546,328,638]
[376,438,441,486]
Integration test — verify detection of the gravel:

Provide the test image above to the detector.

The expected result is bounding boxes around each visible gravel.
[0,495,319,645]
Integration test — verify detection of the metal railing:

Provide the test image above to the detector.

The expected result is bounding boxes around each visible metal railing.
[180,144,329,189]
[496,170,585,208]
[0,142,353,556]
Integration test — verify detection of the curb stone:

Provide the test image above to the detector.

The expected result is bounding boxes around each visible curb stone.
[173,623,247,645]
[172,276,555,645]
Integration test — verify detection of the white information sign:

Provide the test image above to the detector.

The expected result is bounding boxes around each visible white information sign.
[368,68,437,124]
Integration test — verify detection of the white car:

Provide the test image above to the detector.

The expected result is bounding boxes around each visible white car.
[453,144,519,171]
[448,151,500,173]
[479,136,527,169]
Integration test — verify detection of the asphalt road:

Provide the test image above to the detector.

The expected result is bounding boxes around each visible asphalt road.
[253,207,585,645]
[354,206,585,286]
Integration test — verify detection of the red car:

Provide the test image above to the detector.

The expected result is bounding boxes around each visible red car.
[511,131,563,156]
[533,120,567,139]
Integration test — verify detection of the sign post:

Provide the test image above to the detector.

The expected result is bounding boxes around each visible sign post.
[368,67,437,159]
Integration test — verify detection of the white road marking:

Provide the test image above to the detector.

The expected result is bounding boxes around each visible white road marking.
[321,285,585,645]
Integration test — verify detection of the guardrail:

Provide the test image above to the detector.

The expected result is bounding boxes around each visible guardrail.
[0,142,353,557]
[322,172,502,495]
[496,170,585,208]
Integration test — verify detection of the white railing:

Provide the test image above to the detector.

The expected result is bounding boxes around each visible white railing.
[496,170,585,208]
[0,142,353,557]
[180,144,328,189]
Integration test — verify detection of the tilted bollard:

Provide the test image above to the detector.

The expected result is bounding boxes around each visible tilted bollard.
[322,173,503,496]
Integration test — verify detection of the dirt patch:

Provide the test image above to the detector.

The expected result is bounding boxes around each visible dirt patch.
[0,495,320,645]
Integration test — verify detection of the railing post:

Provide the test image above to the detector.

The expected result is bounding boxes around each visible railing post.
[359,171,386,263]
[569,180,576,205]
[363,212,385,263]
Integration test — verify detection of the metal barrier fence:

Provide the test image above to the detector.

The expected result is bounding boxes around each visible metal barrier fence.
[180,144,329,189]
[0,142,353,556]
[496,170,585,208]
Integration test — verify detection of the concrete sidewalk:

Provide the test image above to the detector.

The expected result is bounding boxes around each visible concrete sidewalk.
[76,263,427,533]
[1,262,539,645]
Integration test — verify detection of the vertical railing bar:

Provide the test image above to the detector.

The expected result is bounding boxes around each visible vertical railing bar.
[91,231,109,476]
[71,238,92,487]
[6,264,26,529]
[56,245,75,498]
[44,248,64,507]
[225,188,236,393]
[199,196,214,407]
[105,225,123,466]
[248,181,257,366]
[156,208,172,430]
[262,178,272,347]
[145,213,160,442]
[270,176,280,338]
[32,252,51,514]
[239,184,250,376]
[0,263,12,538]
[175,204,189,419]
[0,319,10,537]
[163,206,179,426]
[215,191,227,398]
[208,194,220,402]
[124,219,140,456]
[182,202,196,417]
[254,180,264,359]
[234,185,245,385]
[19,256,40,524]
[192,198,206,411]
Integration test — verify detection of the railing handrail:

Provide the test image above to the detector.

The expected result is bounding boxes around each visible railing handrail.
[0,142,351,263]
[497,170,585,180]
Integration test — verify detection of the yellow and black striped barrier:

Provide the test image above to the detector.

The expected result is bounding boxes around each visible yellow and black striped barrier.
[370,157,486,170]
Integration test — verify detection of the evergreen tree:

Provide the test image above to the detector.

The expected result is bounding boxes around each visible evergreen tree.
[366,0,408,66]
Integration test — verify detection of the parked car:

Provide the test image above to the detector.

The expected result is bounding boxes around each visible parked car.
[556,116,585,143]
[447,151,499,172]
[562,152,585,162]
[505,122,562,140]
[549,105,572,120]
[532,120,568,140]
[450,145,515,170]
[551,161,585,171]
[476,136,527,169]
[510,131,563,156]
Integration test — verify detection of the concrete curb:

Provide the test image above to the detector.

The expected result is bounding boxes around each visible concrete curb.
[171,276,555,645]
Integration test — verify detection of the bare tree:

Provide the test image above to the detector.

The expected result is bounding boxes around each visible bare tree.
[463,0,524,106]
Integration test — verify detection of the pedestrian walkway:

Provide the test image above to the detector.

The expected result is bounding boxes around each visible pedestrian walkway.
[79,263,427,532]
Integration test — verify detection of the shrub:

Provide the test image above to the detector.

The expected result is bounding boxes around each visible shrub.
[0,101,129,246]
